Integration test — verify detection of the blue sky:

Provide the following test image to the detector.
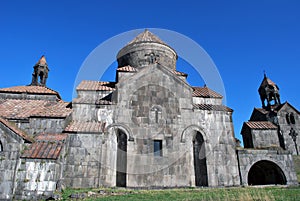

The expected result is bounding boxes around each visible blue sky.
[0,0,299,143]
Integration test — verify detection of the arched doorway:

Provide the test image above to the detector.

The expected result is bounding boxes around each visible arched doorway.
[116,130,127,187]
[248,160,286,185]
[193,132,208,186]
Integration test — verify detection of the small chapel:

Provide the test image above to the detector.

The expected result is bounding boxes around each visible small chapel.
[0,30,298,200]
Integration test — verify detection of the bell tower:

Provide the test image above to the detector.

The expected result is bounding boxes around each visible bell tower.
[258,73,281,109]
[30,55,49,86]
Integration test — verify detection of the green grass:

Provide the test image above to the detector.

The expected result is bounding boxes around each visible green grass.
[61,186,300,201]
[293,155,300,183]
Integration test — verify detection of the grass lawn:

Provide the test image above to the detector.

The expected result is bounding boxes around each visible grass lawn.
[61,186,300,201]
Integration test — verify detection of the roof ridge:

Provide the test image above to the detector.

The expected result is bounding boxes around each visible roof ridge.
[76,80,115,91]
[244,121,277,129]
[0,85,61,99]
[192,86,223,98]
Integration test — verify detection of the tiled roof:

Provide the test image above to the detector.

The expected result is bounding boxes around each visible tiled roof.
[0,117,33,142]
[244,121,277,129]
[0,85,60,98]
[127,29,167,46]
[117,65,137,72]
[192,86,223,98]
[35,133,68,141]
[21,133,67,160]
[64,121,105,133]
[173,70,188,77]
[193,104,233,112]
[0,99,72,119]
[76,80,115,91]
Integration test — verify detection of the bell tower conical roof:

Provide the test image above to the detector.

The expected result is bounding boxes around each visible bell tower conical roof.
[259,73,277,89]
[35,55,47,66]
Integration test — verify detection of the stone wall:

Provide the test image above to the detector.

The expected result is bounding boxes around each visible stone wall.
[189,110,240,187]
[14,159,63,200]
[192,97,222,105]
[117,71,137,82]
[277,105,300,155]
[117,43,177,70]
[98,63,241,187]
[15,117,71,137]
[251,129,280,149]
[63,133,103,188]
[72,103,98,121]
[0,124,24,200]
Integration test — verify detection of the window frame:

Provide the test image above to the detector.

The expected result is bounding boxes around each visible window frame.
[153,140,163,157]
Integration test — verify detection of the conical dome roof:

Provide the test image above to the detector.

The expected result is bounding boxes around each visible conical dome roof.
[126,29,167,46]
[117,30,177,70]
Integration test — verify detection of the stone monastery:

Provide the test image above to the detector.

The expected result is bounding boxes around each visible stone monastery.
[0,30,298,200]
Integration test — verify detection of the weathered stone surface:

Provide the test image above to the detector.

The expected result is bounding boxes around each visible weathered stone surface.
[237,149,298,186]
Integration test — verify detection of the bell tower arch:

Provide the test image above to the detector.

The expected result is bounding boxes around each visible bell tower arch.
[30,55,49,86]
[258,73,281,109]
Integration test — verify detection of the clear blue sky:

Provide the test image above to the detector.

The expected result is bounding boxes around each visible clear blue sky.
[1,0,300,143]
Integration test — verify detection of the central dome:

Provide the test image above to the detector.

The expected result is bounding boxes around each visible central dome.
[117,29,178,70]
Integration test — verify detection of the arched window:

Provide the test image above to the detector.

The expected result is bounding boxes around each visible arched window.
[0,141,3,152]
[290,113,296,124]
[286,113,290,124]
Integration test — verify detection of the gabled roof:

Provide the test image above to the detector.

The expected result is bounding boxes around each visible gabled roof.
[117,63,192,92]
[64,121,105,133]
[0,85,61,99]
[76,80,115,91]
[243,121,277,130]
[253,107,269,115]
[127,29,167,46]
[192,86,223,98]
[0,117,33,142]
[276,101,300,114]
[193,104,232,112]
[0,99,71,119]
[253,102,300,115]
[21,133,67,160]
